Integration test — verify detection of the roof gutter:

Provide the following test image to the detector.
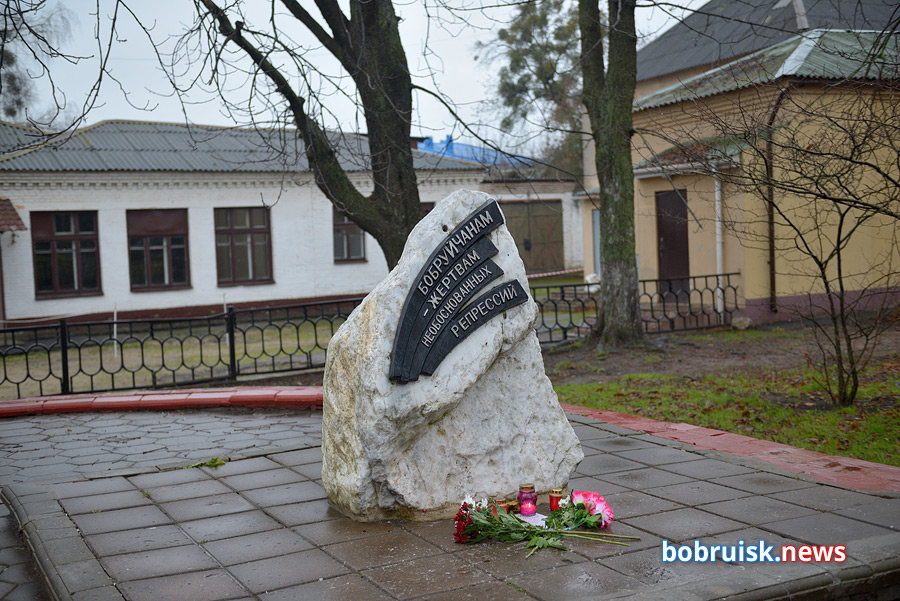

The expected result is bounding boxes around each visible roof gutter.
[633,158,735,179]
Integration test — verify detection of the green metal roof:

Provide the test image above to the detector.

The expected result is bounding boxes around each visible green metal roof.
[634,135,753,172]
[636,0,897,82]
[635,29,900,111]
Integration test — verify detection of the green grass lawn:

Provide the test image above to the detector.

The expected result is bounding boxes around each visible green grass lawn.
[555,360,900,467]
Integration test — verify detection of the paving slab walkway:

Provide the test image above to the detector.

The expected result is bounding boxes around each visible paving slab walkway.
[0,389,898,601]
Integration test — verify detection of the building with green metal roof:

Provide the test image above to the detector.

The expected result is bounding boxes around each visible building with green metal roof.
[581,3,900,326]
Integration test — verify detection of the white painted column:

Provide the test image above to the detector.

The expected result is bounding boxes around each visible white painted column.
[715,174,725,318]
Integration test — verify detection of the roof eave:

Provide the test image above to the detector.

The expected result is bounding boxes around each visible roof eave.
[634,157,738,179]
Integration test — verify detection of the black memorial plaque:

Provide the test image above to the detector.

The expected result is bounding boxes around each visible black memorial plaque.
[390,199,530,383]
[404,258,504,379]
[416,279,528,377]
[391,200,504,382]
[398,241,502,379]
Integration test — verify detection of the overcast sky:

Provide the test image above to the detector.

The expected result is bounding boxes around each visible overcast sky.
[36,0,705,147]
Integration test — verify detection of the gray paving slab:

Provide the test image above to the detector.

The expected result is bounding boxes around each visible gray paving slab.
[710,472,818,495]
[698,495,819,525]
[645,480,753,505]
[85,525,194,556]
[71,505,173,535]
[100,544,219,582]
[598,466,696,489]
[202,529,314,566]
[834,498,900,531]
[263,498,344,527]
[762,512,896,546]
[159,492,256,521]
[599,489,686,517]
[769,484,882,511]
[507,561,642,601]
[258,573,394,601]
[622,507,747,542]
[657,457,758,480]
[116,569,249,601]
[220,468,305,491]
[0,408,321,601]
[1,408,899,601]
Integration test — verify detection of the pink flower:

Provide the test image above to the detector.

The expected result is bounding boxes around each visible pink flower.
[571,490,601,512]
[572,491,614,527]
[594,498,614,527]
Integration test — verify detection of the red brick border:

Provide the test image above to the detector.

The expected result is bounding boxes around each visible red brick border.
[0,387,321,418]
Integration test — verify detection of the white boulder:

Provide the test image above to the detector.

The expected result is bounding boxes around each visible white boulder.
[321,189,584,521]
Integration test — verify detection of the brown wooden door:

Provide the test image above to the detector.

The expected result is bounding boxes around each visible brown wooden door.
[502,200,564,274]
[656,190,690,292]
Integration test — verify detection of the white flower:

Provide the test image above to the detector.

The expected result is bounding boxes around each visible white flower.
[480,498,488,510]
[558,497,570,508]
[462,495,476,507]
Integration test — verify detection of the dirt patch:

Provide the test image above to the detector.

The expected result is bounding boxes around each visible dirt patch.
[543,322,900,388]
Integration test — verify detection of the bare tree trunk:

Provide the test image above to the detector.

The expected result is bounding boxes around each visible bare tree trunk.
[199,0,420,269]
[579,0,646,345]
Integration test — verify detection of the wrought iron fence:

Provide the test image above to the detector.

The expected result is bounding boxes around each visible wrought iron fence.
[639,273,739,333]
[0,275,738,399]
[531,283,601,343]
[0,298,362,400]
[230,299,361,377]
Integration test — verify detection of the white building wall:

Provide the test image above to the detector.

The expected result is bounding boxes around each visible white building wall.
[0,170,483,321]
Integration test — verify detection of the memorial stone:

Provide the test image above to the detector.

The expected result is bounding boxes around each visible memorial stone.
[322,190,584,521]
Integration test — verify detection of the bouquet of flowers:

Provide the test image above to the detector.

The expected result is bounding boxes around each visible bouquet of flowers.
[453,492,638,558]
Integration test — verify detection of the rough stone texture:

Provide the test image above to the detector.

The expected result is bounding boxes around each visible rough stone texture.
[731,316,753,330]
[322,189,584,521]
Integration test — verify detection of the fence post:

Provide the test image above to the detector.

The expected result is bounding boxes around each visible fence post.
[59,319,70,395]
[227,308,237,380]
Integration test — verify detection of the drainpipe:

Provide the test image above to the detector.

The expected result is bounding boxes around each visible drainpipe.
[714,174,724,317]
[765,87,790,313]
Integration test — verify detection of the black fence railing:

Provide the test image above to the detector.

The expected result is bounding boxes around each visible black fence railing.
[0,275,738,399]
[531,283,601,344]
[639,273,739,332]
[0,298,362,400]
[230,299,362,378]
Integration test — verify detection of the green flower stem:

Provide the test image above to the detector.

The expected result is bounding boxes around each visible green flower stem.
[559,533,632,546]
[543,529,640,540]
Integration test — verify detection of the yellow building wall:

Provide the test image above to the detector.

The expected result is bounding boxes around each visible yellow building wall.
[581,81,900,316]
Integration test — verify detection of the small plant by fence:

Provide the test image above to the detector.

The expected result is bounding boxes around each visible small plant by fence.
[0,275,738,399]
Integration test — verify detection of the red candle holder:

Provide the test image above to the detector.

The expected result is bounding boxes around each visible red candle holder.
[549,488,564,511]
[518,484,537,516]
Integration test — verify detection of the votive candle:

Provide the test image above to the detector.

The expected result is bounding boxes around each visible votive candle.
[517,483,537,516]
[549,488,564,511]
